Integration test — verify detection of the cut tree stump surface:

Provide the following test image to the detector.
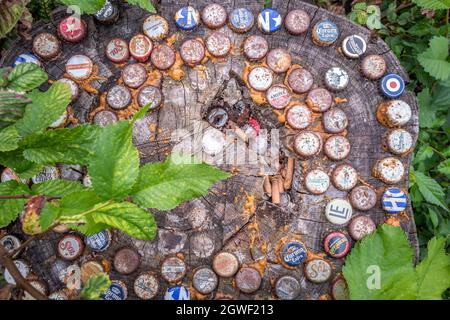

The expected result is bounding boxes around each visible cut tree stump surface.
[1,0,419,300]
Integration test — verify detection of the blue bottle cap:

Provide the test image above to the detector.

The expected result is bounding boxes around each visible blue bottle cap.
[313,20,339,45]
[174,6,200,31]
[85,230,111,252]
[101,280,128,300]
[382,187,408,214]
[164,285,190,300]
[257,8,282,34]
[229,8,254,32]
[13,53,41,67]
[281,240,307,267]
[381,73,405,98]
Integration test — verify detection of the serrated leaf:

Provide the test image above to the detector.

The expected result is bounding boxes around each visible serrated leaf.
[131,102,151,124]
[7,63,47,92]
[0,149,43,179]
[89,121,139,201]
[417,89,436,128]
[437,159,450,178]
[0,90,30,124]
[413,145,434,164]
[417,36,450,81]
[367,14,382,30]
[81,273,111,300]
[59,0,106,14]
[413,0,450,9]
[132,155,230,210]
[21,124,100,165]
[15,81,71,136]
[126,0,156,13]
[89,201,157,240]
[411,170,449,212]
[0,1,27,39]
[31,179,86,197]
[0,125,20,152]
[343,224,417,299]
[39,202,60,231]
[416,237,450,299]
[0,181,30,228]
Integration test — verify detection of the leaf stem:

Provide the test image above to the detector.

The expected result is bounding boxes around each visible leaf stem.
[418,138,448,160]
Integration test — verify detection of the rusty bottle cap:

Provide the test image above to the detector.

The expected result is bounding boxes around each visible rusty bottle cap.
[93,110,118,126]
[33,33,61,60]
[324,135,351,161]
[384,129,413,155]
[138,85,163,109]
[65,55,93,80]
[192,267,219,294]
[324,232,350,259]
[107,85,132,110]
[102,280,128,300]
[134,272,159,300]
[266,84,291,109]
[81,260,105,285]
[229,8,254,33]
[304,169,330,195]
[275,275,301,300]
[304,259,332,283]
[285,9,310,35]
[361,54,386,80]
[377,100,412,128]
[331,276,349,300]
[322,108,348,134]
[122,63,148,88]
[180,39,205,65]
[248,66,273,91]
[243,35,269,61]
[129,34,153,62]
[286,104,312,130]
[374,157,405,184]
[235,267,262,294]
[212,252,240,278]
[287,68,313,94]
[150,44,176,70]
[161,256,187,283]
[348,215,376,240]
[267,48,292,74]
[202,3,227,29]
[113,247,140,275]
[342,34,367,59]
[324,67,349,91]
[143,15,170,41]
[106,38,130,63]
[349,186,377,211]
[206,32,231,58]
[325,198,353,225]
[293,131,323,158]
[281,240,308,267]
[306,87,332,112]
[331,164,358,191]
[94,0,119,24]
[57,234,84,261]
[58,16,87,43]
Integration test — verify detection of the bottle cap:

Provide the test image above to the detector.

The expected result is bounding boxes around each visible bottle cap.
[377,100,412,127]
[322,108,348,133]
[49,109,67,128]
[202,127,225,156]
[306,88,332,112]
[93,110,118,126]
[304,169,330,195]
[102,280,128,300]
[138,85,163,109]
[85,230,111,252]
[267,48,292,73]
[281,240,308,267]
[380,73,405,98]
[107,85,132,110]
[150,44,176,70]
[257,8,282,34]
[324,135,351,161]
[381,187,408,214]
[266,85,291,109]
[58,16,87,43]
[286,104,312,130]
[325,67,349,91]
[207,108,229,128]
[161,256,187,283]
[94,0,119,24]
[106,38,129,63]
[13,53,41,67]
[243,35,269,61]
[33,33,61,60]
[31,166,60,183]
[180,39,205,65]
[114,247,140,275]
[312,20,339,46]
[331,276,349,300]
[348,215,376,240]
[285,9,310,35]
[58,263,81,290]
[122,63,148,88]
[287,68,313,94]
[134,272,159,300]
[80,260,104,285]
[293,131,323,158]
[342,35,367,58]
[65,55,93,80]
[229,8,254,33]
[325,198,353,225]
[192,267,218,294]
[57,78,79,102]
[1,168,19,183]
[374,157,405,184]
[274,275,301,300]
[304,259,332,283]
[174,6,200,31]
[143,15,170,41]
[361,55,386,80]
[201,4,227,29]
[48,291,68,300]
[349,186,377,211]
[331,164,358,191]
[206,32,231,58]
[385,129,413,155]
[248,66,273,91]
[324,232,350,258]
[129,34,153,62]
[0,235,21,254]
[4,260,30,285]
[212,252,240,277]
[235,267,262,294]
[164,285,190,300]
[57,234,84,261]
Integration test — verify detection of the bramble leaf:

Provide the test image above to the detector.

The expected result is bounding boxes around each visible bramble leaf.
[80,273,111,300]
[6,63,47,92]
[0,126,20,152]
[437,159,450,178]
[412,0,450,10]
[59,0,106,14]
[126,0,156,13]
[417,36,450,81]
[31,179,86,197]
[0,181,30,228]
[411,169,449,212]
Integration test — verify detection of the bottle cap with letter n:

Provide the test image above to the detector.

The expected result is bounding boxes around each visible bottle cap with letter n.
[164,285,190,300]
[174,6,200,31]
[257,8,282,34]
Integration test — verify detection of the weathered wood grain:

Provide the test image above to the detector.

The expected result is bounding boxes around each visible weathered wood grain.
[0,0,419,300]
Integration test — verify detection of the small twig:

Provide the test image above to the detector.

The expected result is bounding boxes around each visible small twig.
[263,176,272,194]
[271,177,280,204]
[7,235,36,258]
[283,158,295,190]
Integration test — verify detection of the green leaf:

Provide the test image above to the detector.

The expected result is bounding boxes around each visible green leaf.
[417,89,436,128]
[39,202,60,231]
[132,155,230,210]
[437,159,450,178]
[415,237,450,299]
[0,0,27,39]
[31,180,86,197]
[413,145,434,164]
[15,81,71,136]
[412,170,449,212]
[0,90,30,125]
[0,150,43,179]
[353,2,368,10]
[89,121,139,201]
[21,124,100,165]
[0,181,30,228]
[412,0,450,9]
[6,63,48,92]
[59,0,106,14]
[417,36,450,81]
[80,273,111,300]
[131,102,152,124]
[0,126,20,152]
[343,224,417,299]
[126,0,156,13]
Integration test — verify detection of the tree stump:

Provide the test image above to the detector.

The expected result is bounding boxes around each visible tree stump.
[0,0,419,300]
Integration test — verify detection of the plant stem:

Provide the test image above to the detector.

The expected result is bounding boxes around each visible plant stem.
[0,195,33,200]
[0,244,48,300]
[418,138,448,160]
[446,9,449,38]
[7,235,36,258]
